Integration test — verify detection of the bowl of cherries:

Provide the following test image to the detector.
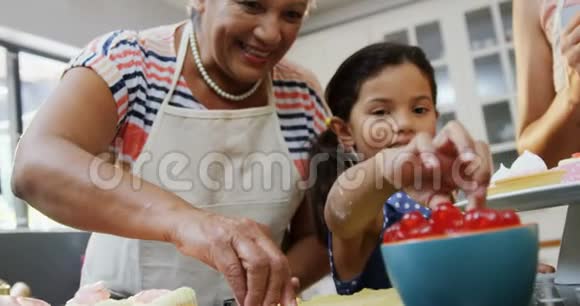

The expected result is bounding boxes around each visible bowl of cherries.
[380,203,538,306]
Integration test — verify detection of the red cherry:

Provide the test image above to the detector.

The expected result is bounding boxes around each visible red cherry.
[463,209,502,231]
[383,223,406,244]
[428,219,445,235]
[499,209,521,226]
[408,224,438,239]
[400,211,429,232]
[434,202,462,216]
[431,202,464,233]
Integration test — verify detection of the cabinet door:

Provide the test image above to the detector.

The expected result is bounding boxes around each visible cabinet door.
[416,21,458,131]
[371,3,462,134]
[463,1,519,169]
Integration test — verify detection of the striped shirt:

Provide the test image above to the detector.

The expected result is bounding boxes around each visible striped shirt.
[66,22,328,178]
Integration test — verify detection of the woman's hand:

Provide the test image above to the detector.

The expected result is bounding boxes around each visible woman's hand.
[561,12,580,106]
[381,121,492,209]
[171,211,297,306]
[537,263,556,274]
[0,297,50,306]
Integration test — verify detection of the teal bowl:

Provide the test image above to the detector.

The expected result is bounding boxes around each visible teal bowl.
[381,224,539,306]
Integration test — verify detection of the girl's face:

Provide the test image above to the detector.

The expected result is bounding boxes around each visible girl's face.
[193,0,308,84]
[347,62,438,160]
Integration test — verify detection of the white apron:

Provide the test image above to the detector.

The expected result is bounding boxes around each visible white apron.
[81,21,304,306]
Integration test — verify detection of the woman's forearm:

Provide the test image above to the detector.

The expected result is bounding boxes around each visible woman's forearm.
[324,154,396,239]
[11,136,202,242]
[517,89,580,167]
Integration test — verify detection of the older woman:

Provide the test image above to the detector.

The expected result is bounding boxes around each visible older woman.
[11,1,329,305]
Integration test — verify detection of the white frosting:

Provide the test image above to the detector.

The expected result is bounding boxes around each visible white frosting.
[491,151,548,183]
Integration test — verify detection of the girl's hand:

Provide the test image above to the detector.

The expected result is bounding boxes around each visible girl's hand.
[432,121,493,209]
[382,121,492,209]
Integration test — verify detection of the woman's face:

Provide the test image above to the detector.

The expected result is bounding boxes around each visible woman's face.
[194,0,308,83]
[348,62,438,160]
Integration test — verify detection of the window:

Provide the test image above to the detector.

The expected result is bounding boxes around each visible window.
[0,46,70,230]
[20,52,66,130]
[19,52,68,230]
[0,46,15,229]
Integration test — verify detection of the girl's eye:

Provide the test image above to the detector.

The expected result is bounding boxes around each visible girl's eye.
[372,109,388,116]
[284,10,304,22]
[414,107,429,114]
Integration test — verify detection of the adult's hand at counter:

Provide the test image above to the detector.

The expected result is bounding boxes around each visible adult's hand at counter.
[171,211,297,306]
[0,296,50,306]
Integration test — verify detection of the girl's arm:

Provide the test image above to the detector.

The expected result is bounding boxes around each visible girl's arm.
[514,0,580,167]
[324,151,396,282]
[324,154,396,240]
[324,130,448,240]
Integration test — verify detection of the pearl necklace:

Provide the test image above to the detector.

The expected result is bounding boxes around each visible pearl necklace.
[188,22,262,102]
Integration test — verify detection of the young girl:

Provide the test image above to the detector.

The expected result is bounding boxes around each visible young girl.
[307,42,493,295]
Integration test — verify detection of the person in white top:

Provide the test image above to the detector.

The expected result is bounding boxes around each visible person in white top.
[514,0,580,167]
[513,0,579,274]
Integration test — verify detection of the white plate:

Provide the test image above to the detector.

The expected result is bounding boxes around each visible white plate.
[455,182,580,211]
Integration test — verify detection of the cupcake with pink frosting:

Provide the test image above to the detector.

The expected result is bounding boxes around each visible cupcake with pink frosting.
[558,153,580,183]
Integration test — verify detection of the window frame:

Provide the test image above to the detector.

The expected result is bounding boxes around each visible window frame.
[0,28,78,229]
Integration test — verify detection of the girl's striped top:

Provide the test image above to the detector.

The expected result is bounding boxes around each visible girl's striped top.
[65,22,328,178]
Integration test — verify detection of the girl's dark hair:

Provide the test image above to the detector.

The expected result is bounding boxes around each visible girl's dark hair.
[307,42,437,245]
